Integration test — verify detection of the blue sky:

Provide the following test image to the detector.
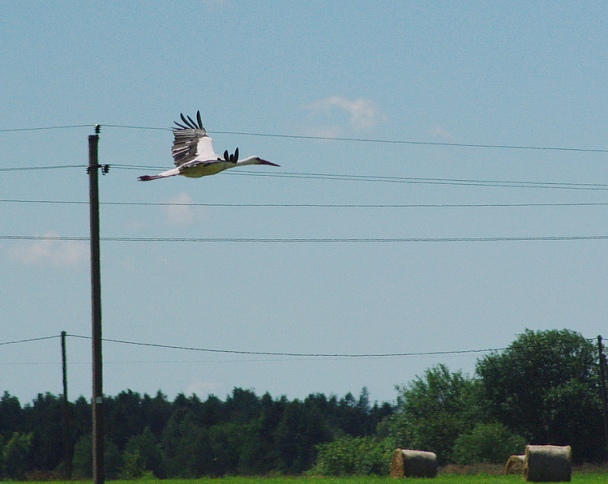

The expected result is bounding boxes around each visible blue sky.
[1,0,607,405]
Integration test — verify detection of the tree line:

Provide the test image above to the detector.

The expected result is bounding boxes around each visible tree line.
[0,329,605,478]
[0,385,392,479]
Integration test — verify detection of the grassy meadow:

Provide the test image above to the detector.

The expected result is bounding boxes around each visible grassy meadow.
[160,475,607,484]
[11,469,608,484]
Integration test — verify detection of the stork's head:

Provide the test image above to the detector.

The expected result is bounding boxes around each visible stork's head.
[254,157,280,167]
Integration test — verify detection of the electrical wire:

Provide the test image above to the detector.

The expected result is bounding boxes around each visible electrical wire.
[3,235,608,243]
[209,130,608,153]
[0,125,93,133]
[0,335,60,346]
[3,198,608,209]
[113,164,608,191]
[4,161,608,192]
[0,333,598,363]
[2,122,608,153]
[62,333,508,359]
[102,124,170,132]
[0,165,85,172]
[225,170,608,191]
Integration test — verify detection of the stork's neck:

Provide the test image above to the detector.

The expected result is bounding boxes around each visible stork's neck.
[236,156,261,166]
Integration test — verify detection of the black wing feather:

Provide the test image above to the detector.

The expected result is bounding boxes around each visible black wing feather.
[179,113,196,129]
[187,115,198,128]
[175,111,205,131]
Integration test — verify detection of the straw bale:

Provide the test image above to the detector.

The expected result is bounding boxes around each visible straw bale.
[504,454,525,475]
[524,445,571,482]
[390,448,438,478]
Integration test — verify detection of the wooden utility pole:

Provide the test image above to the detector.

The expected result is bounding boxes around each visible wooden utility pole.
[61,331,72,478]
[88,127,104,484]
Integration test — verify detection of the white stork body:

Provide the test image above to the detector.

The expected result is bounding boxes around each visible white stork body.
[138,111,278,181]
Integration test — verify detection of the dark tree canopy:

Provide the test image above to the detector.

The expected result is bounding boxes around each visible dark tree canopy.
[476,329,603,461]
[0,387,391,478]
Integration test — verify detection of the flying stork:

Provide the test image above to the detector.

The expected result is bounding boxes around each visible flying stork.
[138,111,279,181]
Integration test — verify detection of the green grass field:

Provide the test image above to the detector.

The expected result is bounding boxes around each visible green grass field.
[182,476,608,484]
[211,474,602,484]
[11,471,608,484]
[152,476,596,484]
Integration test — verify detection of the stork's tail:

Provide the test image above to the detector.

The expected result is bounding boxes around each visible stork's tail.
[138,174,164,181]
[137,168,179,181]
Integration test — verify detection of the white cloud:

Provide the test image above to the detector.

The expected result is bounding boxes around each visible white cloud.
[430,126,454,141]
[8,232,87,267]
[164,192,195,226]
[305,96,385,130]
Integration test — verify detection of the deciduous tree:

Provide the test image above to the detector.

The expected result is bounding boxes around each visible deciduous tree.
[388,364,483,463]
[476,329,603,461]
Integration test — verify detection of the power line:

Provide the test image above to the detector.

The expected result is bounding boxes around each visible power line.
[0,165,84,172]
[2,123,608,153]
[209,130,608,154]
[3,198,608,209]
[226,171,608,191]
[0,332,596,361]
[66,333,502,358]
[5,161,608,192]
[3,234,608,243]
[121,164,608,191]
[0,125,93,133]
[0,199,89,205]
[102,124,170,132]
[0,335,60,346]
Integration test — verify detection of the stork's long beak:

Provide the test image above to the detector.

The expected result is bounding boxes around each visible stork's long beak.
[259,159,280,167]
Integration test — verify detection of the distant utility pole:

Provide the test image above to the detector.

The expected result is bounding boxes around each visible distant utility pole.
[88,127,106,484]
[61,331,72,479]
[598,335,608,460]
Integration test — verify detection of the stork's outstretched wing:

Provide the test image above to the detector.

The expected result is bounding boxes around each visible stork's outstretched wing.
[138,110,277,181]
[171,111,217,167]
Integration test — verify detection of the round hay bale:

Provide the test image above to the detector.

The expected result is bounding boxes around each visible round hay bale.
[504,454,525,475]
[523,445,571,482]
[390,449,438,478]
